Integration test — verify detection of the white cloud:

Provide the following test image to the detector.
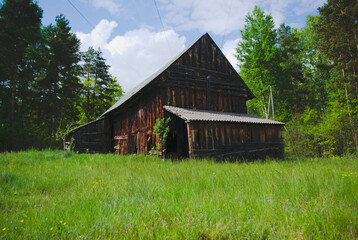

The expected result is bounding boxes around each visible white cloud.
[81,0,121,15]
[222,38,241,71]
[293,0,325,16]
[76,19,118,50]
[162,0,255,35]
[158,0,322,35]
[76,20,186,92]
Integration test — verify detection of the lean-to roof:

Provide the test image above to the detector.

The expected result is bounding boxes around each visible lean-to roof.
[164,106,284,125]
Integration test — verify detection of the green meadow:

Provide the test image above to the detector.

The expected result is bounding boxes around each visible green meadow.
[0,151,357,239]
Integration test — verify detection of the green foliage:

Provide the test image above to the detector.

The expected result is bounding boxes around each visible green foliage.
[0,2,123,151]
[1,151,358,239]
[152,117,170,156]
[238,5,357,156]
[0,0,43,148]
[316,0,358,151]
[39,14,82,140]
[298,15,332,113]
[79,47,123,122]
[284,99,357,158]
[236,6,282,119]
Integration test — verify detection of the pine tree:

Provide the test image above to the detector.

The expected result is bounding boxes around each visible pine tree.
[317,0,358,150]
[80,47,123,121]
[0,0,42,147]
[38,15,81,140]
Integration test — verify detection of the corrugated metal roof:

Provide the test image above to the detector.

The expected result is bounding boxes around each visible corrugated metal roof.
[163,106,284,125]
[100,33,254,118]
[68,117,105,134]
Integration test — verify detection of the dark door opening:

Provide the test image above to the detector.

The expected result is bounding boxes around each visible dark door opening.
[163,115,189,158]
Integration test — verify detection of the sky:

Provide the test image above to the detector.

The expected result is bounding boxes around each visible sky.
[36,0,326,92]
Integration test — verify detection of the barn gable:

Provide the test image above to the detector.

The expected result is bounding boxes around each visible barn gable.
[173,33,240,75]
[101,33,253,117]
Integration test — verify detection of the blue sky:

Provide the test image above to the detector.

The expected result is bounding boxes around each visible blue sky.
[36,0,325,92]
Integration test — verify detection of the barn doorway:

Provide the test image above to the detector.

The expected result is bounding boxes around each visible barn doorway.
[165,114,189,158]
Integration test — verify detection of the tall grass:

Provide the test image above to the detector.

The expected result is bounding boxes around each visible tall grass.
[0,150,357,239]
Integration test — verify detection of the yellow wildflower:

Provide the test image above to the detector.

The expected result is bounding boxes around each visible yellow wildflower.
[60,220,63,223]
[79,236,82,239]
[63,222,66,226]
[20,220,24,223]
[50,227,53,231]
[2,228,5,231]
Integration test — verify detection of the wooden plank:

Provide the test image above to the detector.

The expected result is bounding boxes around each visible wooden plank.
[205,125,209,150]
[210,125,215,150]
[172,88,176,106]
[223,125,228,145]
[228,91,232,112]
[235,125,240,143]
[114,135,128,140]
[218,93,223,111]
[190,88,195,108]
[227,125,232,145]
[216,125,222,146]
[185,88,190,108]
[166,86,171,104]
[180,88,185,107]
[202,89,206,109]
[197,90,202,109]
[187,123,193,158]
[206,76,211,110]
[205,34,209,69]
[218,126,224,146]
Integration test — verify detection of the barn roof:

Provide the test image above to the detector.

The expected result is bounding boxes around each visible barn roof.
[67,117,105,134]
[100,33,254,118]
[164,106,284,125]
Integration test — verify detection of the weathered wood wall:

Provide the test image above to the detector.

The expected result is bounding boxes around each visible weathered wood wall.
[112,84,164,155]
[174,34,238,75]
[186,121,283,160]
[67,118,110,153]
[161,34,251,113]
[162,66,248,113]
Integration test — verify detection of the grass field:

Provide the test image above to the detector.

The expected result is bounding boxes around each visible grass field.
[0,150,357,239]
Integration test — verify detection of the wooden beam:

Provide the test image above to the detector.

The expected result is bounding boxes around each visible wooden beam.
[186,122,193,159]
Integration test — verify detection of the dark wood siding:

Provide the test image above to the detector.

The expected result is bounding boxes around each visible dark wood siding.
[162,66,248,113]
[174,34,237,74]
[187,121,283,159]
[68,118,110,153]
[112,85,164,155]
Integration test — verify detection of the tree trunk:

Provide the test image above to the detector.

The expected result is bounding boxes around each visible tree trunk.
[346,37,358,94]
[10,62,17,130]
[9,62,17,150]
[58,103,67,130]
[344,85,358,150]
[87,86,90,120]
[52,82,57,141]
[340,53,358,150]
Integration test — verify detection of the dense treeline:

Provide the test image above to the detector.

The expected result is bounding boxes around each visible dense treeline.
[236,0,358,157]
[0,0,122,151]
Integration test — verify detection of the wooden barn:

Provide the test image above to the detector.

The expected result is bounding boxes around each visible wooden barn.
[66,33,284,159]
